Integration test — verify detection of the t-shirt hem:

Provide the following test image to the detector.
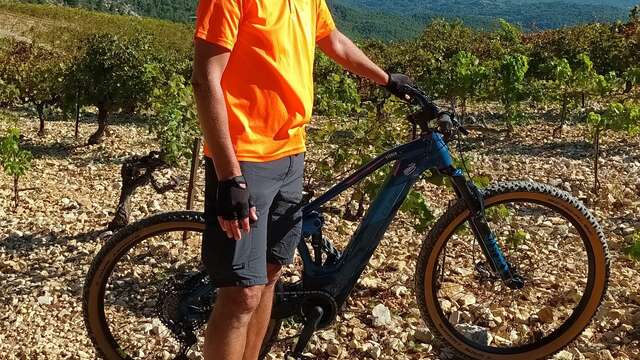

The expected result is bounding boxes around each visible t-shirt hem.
[204,147,307,163]
[316,24,336,42]
[194,31,235,51]
[316,27,336,42]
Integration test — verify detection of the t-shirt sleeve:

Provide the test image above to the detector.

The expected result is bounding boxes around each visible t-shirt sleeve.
[194,0,242,50]
[315,0,336,42]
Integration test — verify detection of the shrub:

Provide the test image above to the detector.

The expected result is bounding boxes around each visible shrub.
[0,126,33,209]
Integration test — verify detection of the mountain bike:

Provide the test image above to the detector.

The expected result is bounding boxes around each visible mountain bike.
[83,85,609,360]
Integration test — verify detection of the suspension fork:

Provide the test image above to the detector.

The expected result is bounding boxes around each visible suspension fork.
[443,167,525,289]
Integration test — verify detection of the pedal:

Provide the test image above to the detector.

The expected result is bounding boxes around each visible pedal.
[290,305,324,357]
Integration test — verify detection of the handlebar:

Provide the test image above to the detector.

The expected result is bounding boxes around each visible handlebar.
[400,84,438,115]
[399,84,469,140]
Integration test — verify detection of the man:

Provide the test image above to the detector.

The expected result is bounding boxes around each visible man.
[191,1,411,359]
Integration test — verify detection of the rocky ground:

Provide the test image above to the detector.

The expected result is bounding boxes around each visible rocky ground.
[1,112,639,360]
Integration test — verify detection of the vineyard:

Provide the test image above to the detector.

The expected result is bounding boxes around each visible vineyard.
[1,1,640,359]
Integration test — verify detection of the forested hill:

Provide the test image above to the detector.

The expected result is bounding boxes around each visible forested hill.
[18,0,637,40]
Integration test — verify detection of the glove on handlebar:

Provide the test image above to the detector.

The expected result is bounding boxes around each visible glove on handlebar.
[385,73,413,100]
[216,176,254,221]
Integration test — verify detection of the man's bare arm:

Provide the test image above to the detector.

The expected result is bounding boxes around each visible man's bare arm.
[317,30,389,86]
[192,38,241,181]
[192,38,256,240]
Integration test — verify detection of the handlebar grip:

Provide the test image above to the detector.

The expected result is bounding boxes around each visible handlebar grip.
[401,84,440,120]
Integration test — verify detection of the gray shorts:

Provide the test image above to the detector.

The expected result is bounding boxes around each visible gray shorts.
[202,154,304,287]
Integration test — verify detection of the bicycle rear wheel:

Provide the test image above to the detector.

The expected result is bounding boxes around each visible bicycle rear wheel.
[83,211,281,359]
[415,182,609,360]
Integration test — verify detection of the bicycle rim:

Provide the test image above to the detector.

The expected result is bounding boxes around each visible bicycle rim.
[416,182,609,360]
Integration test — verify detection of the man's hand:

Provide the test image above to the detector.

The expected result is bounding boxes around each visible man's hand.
[386,73,414,101]
[216,176,258,240]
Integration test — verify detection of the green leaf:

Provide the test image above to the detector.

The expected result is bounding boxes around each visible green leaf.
[401,190,435,232]
[0,126,32,178]
[508,229,528,250]
[624,232,640,261]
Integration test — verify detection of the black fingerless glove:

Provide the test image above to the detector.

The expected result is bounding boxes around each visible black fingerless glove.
[216,176,253,220]
[386,73,413,100]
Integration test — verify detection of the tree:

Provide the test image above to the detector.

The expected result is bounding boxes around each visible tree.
[0,41,69,136]
[0,127,33,209]
[545,58,574,129]
[357,39,396,121]
[71,33,161,145]
[572,53,602,108]
[587,102,640,194]
[305,98,435,230]
[495,54,530,126]
[495,19,527,56]
[417,19,480,60]
[540,53,623,135]
[438,51,490,121]
[413,19,482,95]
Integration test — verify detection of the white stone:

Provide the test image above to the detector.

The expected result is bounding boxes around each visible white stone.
[371,304,392,327]
[37,295,53,305]
[553,350,574,360]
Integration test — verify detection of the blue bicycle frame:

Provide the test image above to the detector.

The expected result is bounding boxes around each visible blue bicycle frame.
[293,130,517,311]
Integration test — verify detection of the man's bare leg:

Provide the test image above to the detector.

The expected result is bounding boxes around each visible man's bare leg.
[203,285,264,360]
[242,264,283,360]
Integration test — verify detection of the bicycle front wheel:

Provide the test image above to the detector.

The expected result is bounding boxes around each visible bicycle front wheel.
[83,211,281,360]
[415,181,609,360]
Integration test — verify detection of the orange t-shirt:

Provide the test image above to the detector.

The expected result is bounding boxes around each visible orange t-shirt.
[194,0,336,162]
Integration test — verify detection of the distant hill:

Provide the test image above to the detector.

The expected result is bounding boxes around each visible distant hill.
[16,0,637,40]
[335,0,633,31]
[18,0,197,22]
[336,0,638,12]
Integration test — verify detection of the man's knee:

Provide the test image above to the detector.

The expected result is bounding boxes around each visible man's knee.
[219,286,264,315]
[266,263,282,286]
